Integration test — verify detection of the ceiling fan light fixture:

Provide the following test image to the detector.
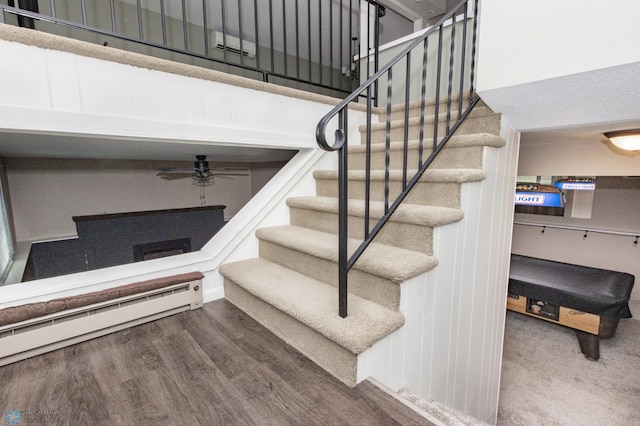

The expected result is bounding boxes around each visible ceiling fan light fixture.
[191,175,213,186]
[604,129,640,152]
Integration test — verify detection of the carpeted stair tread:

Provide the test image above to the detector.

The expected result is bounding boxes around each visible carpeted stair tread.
[349,133,505,154]
[286,196,464,227]
[360,105,495,133]
[256,225,438,283]
[314,168,486,183]
[219,258,405,354]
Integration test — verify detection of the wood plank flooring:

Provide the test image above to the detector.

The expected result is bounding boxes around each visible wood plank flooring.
[0,299,434,425]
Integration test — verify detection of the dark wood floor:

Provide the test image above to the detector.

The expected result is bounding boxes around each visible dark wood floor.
[0,299,433,425]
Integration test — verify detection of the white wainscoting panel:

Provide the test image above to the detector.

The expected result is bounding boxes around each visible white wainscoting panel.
[360,118,520,424]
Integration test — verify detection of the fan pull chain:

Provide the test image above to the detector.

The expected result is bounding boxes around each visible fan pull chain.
[200,185,206,205]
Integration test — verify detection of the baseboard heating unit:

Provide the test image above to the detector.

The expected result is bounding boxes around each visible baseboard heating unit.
[0,271,204,367]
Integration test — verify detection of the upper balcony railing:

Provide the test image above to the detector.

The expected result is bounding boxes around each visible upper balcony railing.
[0,0,385,98]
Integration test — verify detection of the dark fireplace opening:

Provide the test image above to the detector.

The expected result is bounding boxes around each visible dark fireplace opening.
[133,238,191,262]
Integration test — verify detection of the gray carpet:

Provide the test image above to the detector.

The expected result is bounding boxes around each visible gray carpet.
[498,311,640,425]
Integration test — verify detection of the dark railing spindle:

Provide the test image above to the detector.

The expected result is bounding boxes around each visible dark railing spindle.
[364,86,373,239]
[295,0,300,79]
[433,24,444,151]
[282,0,287,75]
[181,0,188,50]
[469,0,479,105]
[80,0,87,26]
[318,0,322,85]
[136,0,143,40]
[403,54,411,190]
[384,67,392,213]
[109,0,116,33]
[1,1,363,96]
[446,17,456,133]
[419,37,428,167]
[238,0,244,67]
[202,0,209,57]
[253,0,260,69]
[457,3,468,118]
[160,0,167,46]
[268,0,274,73]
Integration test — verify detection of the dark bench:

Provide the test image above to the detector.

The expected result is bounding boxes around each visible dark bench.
[507,254,634,360]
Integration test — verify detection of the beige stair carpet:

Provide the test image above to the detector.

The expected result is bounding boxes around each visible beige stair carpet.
[220,101,504,386]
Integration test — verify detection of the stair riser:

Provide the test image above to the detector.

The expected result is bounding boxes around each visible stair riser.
[315,178,463,209]
[362,113,501,145]
[349,145,484,171]
[383,98,473,121]
[258,240,401,311]
[289,207,434,254]
[224,279,358,387]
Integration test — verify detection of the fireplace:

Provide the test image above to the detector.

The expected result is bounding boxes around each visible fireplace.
[133,238,191,262]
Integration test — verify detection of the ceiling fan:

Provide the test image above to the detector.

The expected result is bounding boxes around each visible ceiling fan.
[156,155,249,186]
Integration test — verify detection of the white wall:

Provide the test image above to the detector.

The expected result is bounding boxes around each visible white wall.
[360,118,520,424]
[5,158,253,243]
[477,0,640,92]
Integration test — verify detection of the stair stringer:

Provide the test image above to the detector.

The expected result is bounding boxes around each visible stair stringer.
[201,148,338,301]
[357,118,520,425]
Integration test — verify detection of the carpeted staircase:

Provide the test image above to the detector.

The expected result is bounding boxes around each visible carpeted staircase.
[220,97,505,386]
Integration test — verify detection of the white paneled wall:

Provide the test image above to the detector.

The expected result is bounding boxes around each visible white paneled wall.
[359,118,520,424]
[0,38,343,149]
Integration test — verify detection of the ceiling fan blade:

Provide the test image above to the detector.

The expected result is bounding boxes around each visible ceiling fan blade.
[156,167,194,172]
[210,167,249,171]
[156,172,194,180]
[210,171,250,176]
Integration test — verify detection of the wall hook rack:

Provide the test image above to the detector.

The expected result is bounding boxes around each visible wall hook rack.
[514,221,640,247]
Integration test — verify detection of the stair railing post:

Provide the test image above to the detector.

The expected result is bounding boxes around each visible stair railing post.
[338,109,349,318]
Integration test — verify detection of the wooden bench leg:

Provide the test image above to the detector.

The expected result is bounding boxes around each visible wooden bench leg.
[575,330,600,361]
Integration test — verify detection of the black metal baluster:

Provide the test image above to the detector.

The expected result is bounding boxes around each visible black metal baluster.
[374,3,381,105]
[160,0,167,46]
[384,67,392,214]
[339,0,343,91]
[458,3,469,117]
[136,0,143,40]
[80,0,86,26]
[433,24,444,151]
[202,0,209,57]
[469,0,479,104]
[282,0,287,75]
[50,0,56,18]
[419,37,428,167]
[307,1,312,82]
[269,0,274,73]
[253,0,260,69]
[364,86,372,239]
[446,12,456,134]
[318,0,322,85]
[329,0,333,88]
[338,108,349,318]
[181,0,188,50]
[109,0,116,33]
[295,0,300,80]
[403,54,411,190]
[238,0,244,66]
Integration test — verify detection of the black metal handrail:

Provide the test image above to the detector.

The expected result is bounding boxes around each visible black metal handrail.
[316,0,480,317]
[0,0,384,97]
